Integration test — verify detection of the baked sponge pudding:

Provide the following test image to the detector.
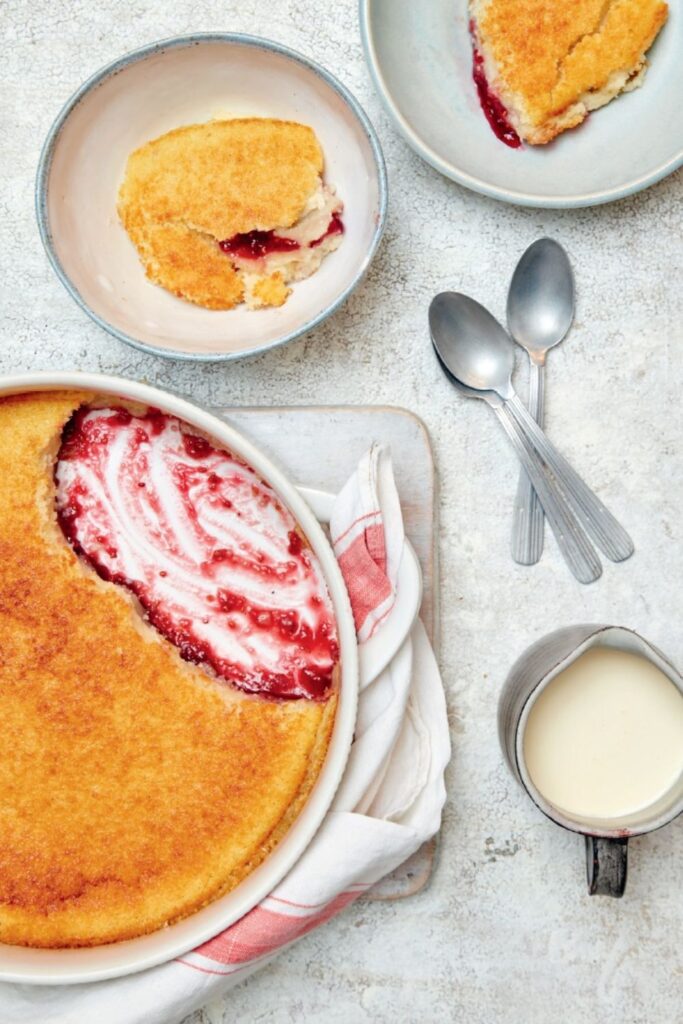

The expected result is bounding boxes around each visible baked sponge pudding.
[0,391,339,948]
[118,119,344,310]
[470,0,668,145]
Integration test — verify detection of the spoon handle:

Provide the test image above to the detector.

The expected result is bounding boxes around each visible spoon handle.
[506,395,634,562]
[493,406,602,584]
[511,361,545,565]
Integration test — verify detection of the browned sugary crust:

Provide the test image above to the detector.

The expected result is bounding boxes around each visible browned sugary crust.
[0,391,338,948]
[124,220,245,311]
[247,272,291,309]
[472,0,668,144]
[118,119,323,310]
[119,119,323,240]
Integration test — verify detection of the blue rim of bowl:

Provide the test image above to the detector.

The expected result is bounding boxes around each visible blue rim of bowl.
[359,0,683,209]
[35,32,388,363]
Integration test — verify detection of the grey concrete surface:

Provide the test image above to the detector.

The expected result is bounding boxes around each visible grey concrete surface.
[2,1,682,1021]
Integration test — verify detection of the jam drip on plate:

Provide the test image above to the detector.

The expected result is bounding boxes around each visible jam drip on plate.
[55,407,339,700]
[470,29,522,149]
[219,214,345,260]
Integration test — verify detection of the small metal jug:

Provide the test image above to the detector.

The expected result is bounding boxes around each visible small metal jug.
[499,624,683,897]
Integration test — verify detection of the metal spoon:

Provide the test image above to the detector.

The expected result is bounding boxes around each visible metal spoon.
[506,238,574,565]
[430,293,634,576]
[429,295,601,584]
[507,244,633,563]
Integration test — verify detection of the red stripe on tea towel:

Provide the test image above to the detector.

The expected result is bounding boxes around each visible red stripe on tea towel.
[338,531,392,634]
[332,510,380,551]
[190,891,360,965]
[174,958,255,977]
[363,522,387,575]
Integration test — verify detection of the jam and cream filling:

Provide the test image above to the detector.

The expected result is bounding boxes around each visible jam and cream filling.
[219,182,344,280]
[55,407,339,700]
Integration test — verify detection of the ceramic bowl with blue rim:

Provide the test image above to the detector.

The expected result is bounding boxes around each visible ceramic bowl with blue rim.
[36,34,387,361]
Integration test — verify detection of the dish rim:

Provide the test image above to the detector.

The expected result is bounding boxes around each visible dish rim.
[0,370,359,984]
[359,0,683,209]
[35,32,388,362]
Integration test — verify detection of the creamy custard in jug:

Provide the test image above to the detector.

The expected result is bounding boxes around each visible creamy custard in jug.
[523,647,683,821]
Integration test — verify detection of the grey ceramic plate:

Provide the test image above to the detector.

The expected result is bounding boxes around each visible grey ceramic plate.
[360,0,683,208]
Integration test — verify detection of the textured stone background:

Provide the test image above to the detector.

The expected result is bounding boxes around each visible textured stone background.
[2,1,683,1021]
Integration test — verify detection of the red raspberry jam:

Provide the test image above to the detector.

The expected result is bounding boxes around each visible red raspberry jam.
[471,32,522,149]
[219,230,301,260]
[310,212,344,248]
[55,407,339,700]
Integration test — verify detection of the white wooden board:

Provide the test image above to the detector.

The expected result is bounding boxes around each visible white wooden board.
[215,405,440,898]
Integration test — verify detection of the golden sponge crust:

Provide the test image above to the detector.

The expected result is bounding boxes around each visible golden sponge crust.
[119,119,323,240]
[472,0,668,144]
[0,391,337,948]
[125,219,245,311]
[117,118,324,309]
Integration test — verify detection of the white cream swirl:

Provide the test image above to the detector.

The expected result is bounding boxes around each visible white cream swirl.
[55,407,338,699]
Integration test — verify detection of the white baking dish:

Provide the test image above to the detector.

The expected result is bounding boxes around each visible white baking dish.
[0,371,358,984]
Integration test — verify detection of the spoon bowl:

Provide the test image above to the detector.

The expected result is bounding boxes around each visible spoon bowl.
[507,239,575,363]
[431,341,501,404]
[429,293,514,397]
